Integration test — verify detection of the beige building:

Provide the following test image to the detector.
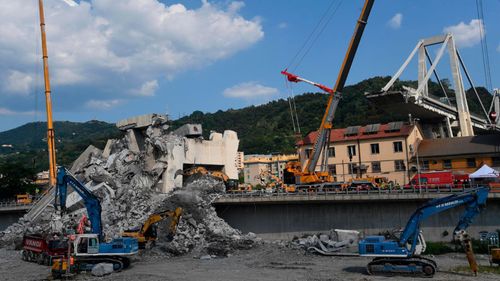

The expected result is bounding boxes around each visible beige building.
[297,122,423,185]
[236,152,245,170]
[244,154,299,186]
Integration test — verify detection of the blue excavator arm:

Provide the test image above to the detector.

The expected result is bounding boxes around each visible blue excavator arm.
[398,187,489,255]
[55,167,104,240]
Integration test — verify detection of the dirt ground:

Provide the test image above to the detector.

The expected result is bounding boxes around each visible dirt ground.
[1,245,499,281]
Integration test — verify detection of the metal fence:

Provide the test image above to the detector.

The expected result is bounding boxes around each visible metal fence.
[0,200,34,209]
[223,185,496,198]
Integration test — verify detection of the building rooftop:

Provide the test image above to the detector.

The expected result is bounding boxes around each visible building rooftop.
[418,134,500,158]
[298,122,415,146]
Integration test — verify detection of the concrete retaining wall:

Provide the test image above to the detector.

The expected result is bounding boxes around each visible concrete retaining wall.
[215,199,500,241]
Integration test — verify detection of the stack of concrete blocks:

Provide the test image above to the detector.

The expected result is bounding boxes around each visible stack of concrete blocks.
[116,114,240,193]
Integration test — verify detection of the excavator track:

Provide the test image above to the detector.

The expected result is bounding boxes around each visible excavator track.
[367,257,437,277]
[76,256,130,272]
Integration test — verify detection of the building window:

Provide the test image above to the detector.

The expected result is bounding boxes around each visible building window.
[305,149,312,159]
[370,143,380,154]
[393,141,403,153]
[422,160,429,171]
[492,157,500,167]
[328,164,336,175]
[328,147,335,158]
[372,161,381,173]
[443,159,452,169]
[466,158,476,168]
[395,160,405,171]
[347,145,356,158]
[348,163,356,175]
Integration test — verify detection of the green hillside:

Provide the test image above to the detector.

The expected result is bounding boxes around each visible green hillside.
[0,120,121,171]
[172,76,493,154]
[0,76,493,171]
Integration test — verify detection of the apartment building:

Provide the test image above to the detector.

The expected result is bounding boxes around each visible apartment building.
[297,122,423,185]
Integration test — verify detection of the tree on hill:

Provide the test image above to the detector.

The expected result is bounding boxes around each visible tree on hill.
[0,163,36,200]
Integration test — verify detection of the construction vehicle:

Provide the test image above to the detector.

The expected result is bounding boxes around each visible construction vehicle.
[52,167,138,277]
[21,234,68,265]
[281,0,374,186]
[16,194,32,204]
[346,176,390,189]
[122,207,183,249]
[359,186,489,277]
[37,0,57,187]
[258,170,295,193]
[183,166,238,190]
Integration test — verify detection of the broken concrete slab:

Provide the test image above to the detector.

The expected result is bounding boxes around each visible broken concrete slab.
[102,139,116,158]
[116,113,168,131]
[173,124,202,138]
[125,129,145,153]
[70,145,102,173]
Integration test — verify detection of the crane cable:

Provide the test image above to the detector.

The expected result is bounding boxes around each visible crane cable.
[283,0,343,138]
[285,79,301,135]
[285,0,342,72]
[475,0,492,92]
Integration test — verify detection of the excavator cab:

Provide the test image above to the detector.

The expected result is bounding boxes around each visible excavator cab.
[405,231,426,256]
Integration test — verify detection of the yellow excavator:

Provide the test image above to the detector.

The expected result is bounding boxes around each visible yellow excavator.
[122,207,183,249]
[183,166,238,190]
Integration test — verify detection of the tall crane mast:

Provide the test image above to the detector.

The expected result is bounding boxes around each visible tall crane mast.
[38,0,57,187]
[281,0,374,184]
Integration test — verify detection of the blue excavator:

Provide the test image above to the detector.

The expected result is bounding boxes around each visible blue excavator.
[359,187,489,277]
[52,167,138,277]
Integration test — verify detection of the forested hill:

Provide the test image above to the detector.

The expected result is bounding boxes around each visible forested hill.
[0,121,121,171]
[172,76,493,154]
[0,76,493,170]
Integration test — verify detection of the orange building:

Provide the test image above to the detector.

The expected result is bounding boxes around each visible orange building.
[416,135,500,174]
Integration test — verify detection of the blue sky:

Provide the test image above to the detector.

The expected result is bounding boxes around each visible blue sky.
[0,0,499,132]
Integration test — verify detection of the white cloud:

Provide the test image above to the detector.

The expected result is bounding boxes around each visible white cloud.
[85,99,123,110]
[497,43,500,52]
[0,107,34,116]
[61,0,78,7]
[0,0,263,108]
[443,19,484,48]
[3,70,33,95]
[388,13,402,29]
[278,22,287,29]
[223,82,278,99]
[131,80,159,96]
[227,1,245,14]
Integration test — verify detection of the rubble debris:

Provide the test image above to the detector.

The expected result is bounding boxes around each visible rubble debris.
[91,263,114,277]
[116,113,168,131]
[293,229,360,256]
[173,124,202,138]
[0,117,255,258]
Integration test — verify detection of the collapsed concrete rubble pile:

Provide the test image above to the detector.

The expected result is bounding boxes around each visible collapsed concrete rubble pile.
[292,229,360,256]
[0,114,256,257]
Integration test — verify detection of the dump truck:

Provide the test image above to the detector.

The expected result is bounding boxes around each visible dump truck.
[21,234,68,265]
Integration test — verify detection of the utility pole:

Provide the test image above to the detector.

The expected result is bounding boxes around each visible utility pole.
[413,118,421,192]
[38,0,57,187]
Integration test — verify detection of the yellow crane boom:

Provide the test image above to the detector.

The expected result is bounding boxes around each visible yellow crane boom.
[38,0,57,187]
